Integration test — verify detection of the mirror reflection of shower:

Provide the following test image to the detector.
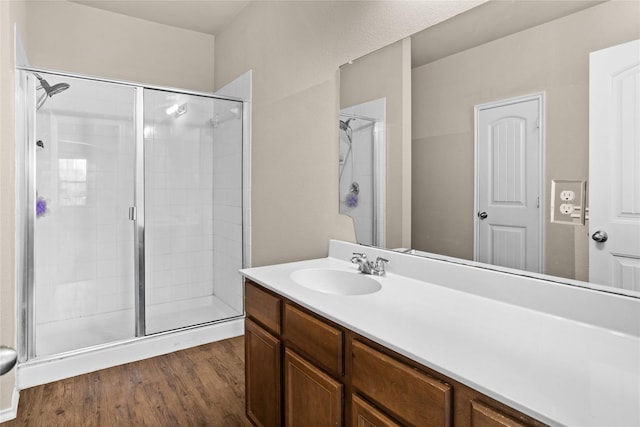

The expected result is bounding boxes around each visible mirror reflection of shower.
[34,72,70,111]
[339,98,386,247]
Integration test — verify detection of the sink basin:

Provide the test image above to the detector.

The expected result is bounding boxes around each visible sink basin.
[290,268,382,295]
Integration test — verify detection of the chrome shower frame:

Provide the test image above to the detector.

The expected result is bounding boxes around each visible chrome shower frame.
[15,66,248,363]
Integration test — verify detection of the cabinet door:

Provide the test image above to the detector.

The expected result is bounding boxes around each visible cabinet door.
[351,394,401,427]
[246,319,281,427]
[284,348,343,427]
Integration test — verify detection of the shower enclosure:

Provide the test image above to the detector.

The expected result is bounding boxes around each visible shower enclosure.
[18,70,245,361]
[339,98,385,247]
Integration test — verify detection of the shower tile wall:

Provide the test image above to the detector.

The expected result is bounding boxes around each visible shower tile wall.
[144,122,216,307]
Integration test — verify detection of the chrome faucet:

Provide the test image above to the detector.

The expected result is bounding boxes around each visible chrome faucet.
[351,252,389,276]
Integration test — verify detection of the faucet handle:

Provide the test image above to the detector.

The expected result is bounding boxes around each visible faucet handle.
[375,257,389,266]
[372,257,389,276]
[352,252,367,258]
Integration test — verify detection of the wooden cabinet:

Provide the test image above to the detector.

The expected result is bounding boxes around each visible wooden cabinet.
[244,280,546,427]
[351,394,401,427]
[245,318,281,427]
[352,340,452,426]
[283,302,343,376]
[245,281,281,335]
[470,401,529,427]
[284,348,343,427]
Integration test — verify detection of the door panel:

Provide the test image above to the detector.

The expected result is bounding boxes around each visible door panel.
[143,89,244,334]
[476,97,542,273]
[589,39,640,289]
[33,73,136,357]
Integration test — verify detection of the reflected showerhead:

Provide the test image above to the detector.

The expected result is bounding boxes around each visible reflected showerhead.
[34,73,70,110]
[340,118,353,131]
[340,117,354,146]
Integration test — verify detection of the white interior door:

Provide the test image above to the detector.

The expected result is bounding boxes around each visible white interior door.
[589,39,640,290]
[475,96,542,273]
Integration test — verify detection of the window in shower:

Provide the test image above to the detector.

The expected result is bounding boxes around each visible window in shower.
[143,89,244,334]
[58,158,87,206]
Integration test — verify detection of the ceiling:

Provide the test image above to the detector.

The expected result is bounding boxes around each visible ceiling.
[412,0,604,67]
[70,0,604,60]
[70,0,251,35]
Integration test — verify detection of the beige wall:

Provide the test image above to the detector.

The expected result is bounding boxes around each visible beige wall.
[340,38,412,249]
[411,1,640,279]
[214,1,482,266]
[23,0,215,91]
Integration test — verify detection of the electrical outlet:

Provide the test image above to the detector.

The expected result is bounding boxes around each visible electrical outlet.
[551,180,586,225]
[560,203,574,215]
[560,190,575,201]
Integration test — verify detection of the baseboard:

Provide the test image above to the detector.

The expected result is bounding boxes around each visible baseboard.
[0,387,19,422]
[18,317,244,389]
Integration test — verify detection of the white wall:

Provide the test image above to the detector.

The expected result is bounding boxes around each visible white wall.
[214,0,484,266]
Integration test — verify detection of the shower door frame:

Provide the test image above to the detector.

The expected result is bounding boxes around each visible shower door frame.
[16,66,247,362]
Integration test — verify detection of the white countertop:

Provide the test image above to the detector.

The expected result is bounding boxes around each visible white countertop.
[240,240,640,427]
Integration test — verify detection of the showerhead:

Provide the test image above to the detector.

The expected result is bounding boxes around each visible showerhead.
[46,82,70,96]
[34,73,70,110]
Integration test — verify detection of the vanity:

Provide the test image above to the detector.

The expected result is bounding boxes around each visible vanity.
[240,240,640,427]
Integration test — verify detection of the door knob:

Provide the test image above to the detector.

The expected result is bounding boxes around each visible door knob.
[592,230,608,243]
[478,211,488,220]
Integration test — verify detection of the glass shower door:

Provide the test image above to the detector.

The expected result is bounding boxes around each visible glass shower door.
[144,89,244,334]
[32,73,137,357]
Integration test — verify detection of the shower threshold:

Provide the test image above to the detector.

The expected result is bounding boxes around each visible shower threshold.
[20,303,244,389]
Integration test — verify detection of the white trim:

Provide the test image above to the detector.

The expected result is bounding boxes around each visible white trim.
[473,92,546,273]
[0,387,19,422]
[18,318,244,389]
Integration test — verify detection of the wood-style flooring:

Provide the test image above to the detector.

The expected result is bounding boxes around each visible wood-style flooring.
[1,336,252,427]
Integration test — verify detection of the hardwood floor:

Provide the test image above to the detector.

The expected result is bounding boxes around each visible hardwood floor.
[2,336,252,427]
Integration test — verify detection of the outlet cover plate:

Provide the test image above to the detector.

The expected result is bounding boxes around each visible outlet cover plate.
[551,180,586,225]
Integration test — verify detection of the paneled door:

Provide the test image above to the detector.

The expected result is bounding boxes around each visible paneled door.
[589,39,640,290]
[475,95,543,273]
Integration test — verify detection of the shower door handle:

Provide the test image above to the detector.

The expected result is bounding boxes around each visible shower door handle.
[129,207,137,221]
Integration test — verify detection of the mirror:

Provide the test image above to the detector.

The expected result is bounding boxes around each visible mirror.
[339,0,640,297]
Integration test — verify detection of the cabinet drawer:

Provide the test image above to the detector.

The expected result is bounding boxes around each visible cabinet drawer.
[471,401,529,427]
[245,281,281,335]
[283,303,343,376]
[352,340,452,427]
[352,393,401,427]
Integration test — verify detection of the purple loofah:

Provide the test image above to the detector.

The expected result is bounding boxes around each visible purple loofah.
[36,197,48,218]
[345,193,358,208]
